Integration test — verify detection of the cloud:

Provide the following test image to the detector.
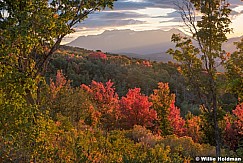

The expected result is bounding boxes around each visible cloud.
[70,0,243,38]
[76,18,146,28]
[113,0,178,10]
[98,11,148,20]
[113,0,243,11]
[229,0,243,7]
[113,0,151,10]
[152,11,180,18]
[145,0,178,8]
[74,1,175,32]
[73,10,148,29]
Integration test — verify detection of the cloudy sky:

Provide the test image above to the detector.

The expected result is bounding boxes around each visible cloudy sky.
[62,0,243,44]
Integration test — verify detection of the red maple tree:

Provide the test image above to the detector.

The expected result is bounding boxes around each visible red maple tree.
[224,103,243,150]
[119,88,157,129]
[168,101,186,137]
[81,80,120,129]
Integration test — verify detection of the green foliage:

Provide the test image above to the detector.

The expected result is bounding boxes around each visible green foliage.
[0,0,115,77]
[47,47,237,118]
[0,0,115,161]
[0,0,116,110]
[0,63,56,161]
[225,39,243,101]
[167,35,203,95]
[168,0,233,156]
[236,138,243,157]
[125,125,159,147]
[159,135,216,161]
[150,83,174,135]
[199,106,225,145]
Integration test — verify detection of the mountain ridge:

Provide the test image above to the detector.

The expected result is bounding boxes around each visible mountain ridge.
[67,29,243,62]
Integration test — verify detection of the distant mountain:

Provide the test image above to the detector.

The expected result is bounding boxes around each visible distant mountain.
[223,36,243,53]
[67,29,242,62]
[67,29,183,62]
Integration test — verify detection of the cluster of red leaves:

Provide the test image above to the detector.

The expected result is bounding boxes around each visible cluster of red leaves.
[142,61,152,67]
[224,103,243,150]
[168,101,186,137]
[81,83,158,130]
[89,52,107,59]
[49,70,243,152]
[81,80,119,108]
[233,103,243,134]
[81,80,120,129]
[50,70,69,99]
[119,88,157,129]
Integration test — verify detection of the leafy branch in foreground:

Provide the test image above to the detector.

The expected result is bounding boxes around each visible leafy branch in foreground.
[0,0,115,105]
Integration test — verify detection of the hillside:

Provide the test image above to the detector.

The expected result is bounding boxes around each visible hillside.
[46,45,237,116]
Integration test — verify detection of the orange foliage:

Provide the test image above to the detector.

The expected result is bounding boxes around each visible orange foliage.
[53,13,59,19]
[185,115,203,143]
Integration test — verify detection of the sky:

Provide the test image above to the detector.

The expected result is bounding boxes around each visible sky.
[62,0,243,44]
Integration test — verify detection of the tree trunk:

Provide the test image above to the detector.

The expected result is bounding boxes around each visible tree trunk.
[212,89,221,158]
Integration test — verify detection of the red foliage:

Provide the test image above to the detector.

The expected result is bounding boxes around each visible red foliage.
[142,61,152,67]
[70,53,75,58]
[50,70,69,99]
[168,101,186,137]
[81,80,119,129]
[119,88,157,129]
[224,114,238,150]
[81,80,118,107]
[89,51,107,59]
[224,103,243,150]
[232,103,243,134]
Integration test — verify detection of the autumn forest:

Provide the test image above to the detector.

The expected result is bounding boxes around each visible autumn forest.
[0,0,243,162]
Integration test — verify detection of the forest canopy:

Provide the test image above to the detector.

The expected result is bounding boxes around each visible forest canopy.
[0,0,243,162]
